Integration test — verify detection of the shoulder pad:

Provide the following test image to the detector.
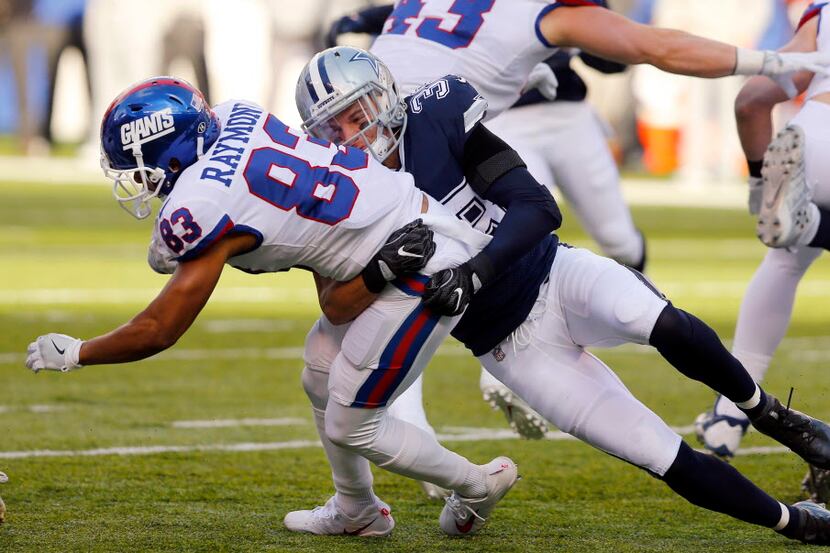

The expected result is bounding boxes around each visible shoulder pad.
[406,75,488,134]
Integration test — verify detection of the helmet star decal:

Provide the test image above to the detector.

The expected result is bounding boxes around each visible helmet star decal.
[349,50,381,77]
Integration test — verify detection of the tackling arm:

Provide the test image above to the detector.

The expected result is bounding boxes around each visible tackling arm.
[423,124,561,316]
[314,272,377,326]
[26,233,257,371]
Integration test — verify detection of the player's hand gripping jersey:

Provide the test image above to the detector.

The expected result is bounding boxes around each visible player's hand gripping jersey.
[401,75,559,354]
[371,0,605,117]
[148,100,482,278]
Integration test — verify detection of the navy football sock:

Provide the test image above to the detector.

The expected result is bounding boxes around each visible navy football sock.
[649,305,759,405]
[660,442,784,528]
[808,206,830,251]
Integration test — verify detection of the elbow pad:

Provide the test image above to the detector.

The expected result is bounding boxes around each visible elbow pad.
[462,124,526,197]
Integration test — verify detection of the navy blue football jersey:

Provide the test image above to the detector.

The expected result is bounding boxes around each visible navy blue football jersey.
[401,75,558,355]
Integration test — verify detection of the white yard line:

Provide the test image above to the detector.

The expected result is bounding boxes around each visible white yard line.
[0,405,65,414]
[171,417,308,428]
[0,424,784,460]
[0,287,316,305]
[6,279,830,307]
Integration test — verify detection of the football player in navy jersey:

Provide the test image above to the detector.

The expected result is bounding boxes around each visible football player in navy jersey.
[288,46,830,544]
[325,0,830,449]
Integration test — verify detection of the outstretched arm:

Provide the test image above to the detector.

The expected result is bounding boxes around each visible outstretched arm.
[539,6,827,81]
[540,7,736,77]
[26,233,257,371]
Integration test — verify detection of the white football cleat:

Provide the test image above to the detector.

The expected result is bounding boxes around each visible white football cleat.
[694,410,750,459]
[283,496,394,537]
[480,370,547,440]
[439,456,518,536]
[758,125,813,248]
[419,480,450,501]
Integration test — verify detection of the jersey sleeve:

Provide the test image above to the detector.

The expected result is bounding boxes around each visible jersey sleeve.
[798,2,828,31]
[535,0,607,48]
[151,197,236,268]
[407,75,488,156]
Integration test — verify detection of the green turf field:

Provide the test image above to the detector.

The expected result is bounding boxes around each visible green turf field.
[2,182,830,552]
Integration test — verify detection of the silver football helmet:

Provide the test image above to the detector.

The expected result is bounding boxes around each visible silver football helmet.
[296,46,406,163]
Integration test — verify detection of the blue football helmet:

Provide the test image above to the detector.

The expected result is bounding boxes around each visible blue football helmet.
[100,77,220,219]
[296,47,406,163]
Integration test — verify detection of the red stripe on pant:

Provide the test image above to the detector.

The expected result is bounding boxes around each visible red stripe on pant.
[364,309,431,407]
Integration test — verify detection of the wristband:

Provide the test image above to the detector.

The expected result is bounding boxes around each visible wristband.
[733,48,765,76]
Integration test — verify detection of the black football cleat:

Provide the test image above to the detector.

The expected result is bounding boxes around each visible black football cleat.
[780,501,830,545]
[803,464,830,504]
[749,394,830,469]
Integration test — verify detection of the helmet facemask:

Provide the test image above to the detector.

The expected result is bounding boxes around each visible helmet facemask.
[301,74,407,163]
[101,145,168,220]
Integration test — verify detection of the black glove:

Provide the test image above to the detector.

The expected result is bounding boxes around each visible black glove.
[325,5,393,48]
[422,262,481,317]
[362,219,436,293]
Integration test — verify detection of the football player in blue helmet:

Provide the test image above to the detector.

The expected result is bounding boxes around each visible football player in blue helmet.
[100,77,221,219]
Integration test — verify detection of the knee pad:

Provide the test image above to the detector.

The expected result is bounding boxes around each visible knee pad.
[649,304,695,348]
[301,366,329,410]
[323,401,380,452]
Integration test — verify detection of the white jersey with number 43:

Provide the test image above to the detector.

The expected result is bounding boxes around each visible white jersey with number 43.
[371,0,599,118]
[148,100,427,280]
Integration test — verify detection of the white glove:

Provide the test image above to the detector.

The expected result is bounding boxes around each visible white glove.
[736,49,830,98]
[25,333,84,373]
[748,175,763,215]
[523,62,558,101]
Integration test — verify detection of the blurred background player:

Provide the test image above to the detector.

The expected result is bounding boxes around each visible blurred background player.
[0,471,6,524]
[323,0,830,480]
[696,3,830,501]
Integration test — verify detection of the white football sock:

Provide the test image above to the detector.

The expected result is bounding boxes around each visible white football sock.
[310,405,376,516]
[715,246,820,420]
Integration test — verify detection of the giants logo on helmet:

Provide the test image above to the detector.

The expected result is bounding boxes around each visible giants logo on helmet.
[121,108,175,150]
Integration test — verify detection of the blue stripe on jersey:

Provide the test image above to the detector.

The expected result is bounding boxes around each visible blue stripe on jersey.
[176,214,233,261]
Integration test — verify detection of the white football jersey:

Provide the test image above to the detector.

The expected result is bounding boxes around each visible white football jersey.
[371,0,572,118]
[148,100,428,280]
[804,2,830,100]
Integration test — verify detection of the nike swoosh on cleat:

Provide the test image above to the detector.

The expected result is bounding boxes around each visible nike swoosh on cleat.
[397,246,422,258]
[343,517,378,536]
[51,340,65,355]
